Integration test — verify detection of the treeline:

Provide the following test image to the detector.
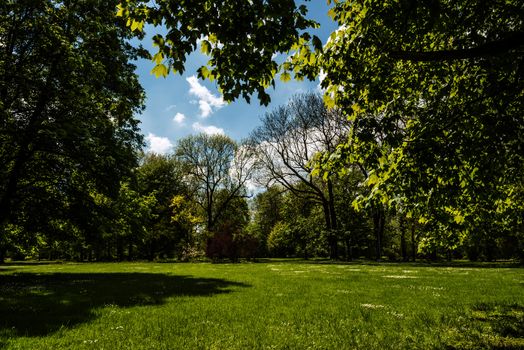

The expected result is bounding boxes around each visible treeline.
[2,93,521,263]
[2,1,523,263]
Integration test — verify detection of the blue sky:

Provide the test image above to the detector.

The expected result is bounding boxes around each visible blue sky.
[134,2,338,154]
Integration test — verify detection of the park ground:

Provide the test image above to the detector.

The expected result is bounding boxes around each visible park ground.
[0,260,523,349]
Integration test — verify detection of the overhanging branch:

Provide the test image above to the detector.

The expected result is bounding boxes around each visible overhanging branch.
[389,32,524,61]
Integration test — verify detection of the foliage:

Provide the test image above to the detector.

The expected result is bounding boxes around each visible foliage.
[312,0,524,254]
[112,182,157,260]
[206,195,252,261]
[267,221,294,257]
[117,0,319,105]
[333,168,375,260]
[0,0,144,258]
[135,154,188,259]
[175,134,253,234]
[249,93,350,258]
[249,186,285,256]
[170,194,203,232]
[2,0,522,262]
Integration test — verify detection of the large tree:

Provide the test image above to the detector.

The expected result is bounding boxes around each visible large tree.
[249,185,285,256]
[175,134,254,234]
[312,0,524,257]
[135,153,186,260]
[249,92,349,258]
[0,0,144,260]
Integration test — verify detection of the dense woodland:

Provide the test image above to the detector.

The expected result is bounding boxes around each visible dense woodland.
[1,0,523,263]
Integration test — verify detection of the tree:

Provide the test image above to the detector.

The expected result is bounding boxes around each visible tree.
[313,0,524,256]
[249,185,285,256]
[333,167,373,261]
[113,182,157,261]
[205,194,252,261]
[267,222,295,258]
[279,188,327,259]
[0,0,144,261]
[170,194,205,261]
[175,134,254,234]
[249,92,349,258]
[136,153,187,260]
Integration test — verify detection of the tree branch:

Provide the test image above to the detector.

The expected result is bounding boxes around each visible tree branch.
[389,32,524,61]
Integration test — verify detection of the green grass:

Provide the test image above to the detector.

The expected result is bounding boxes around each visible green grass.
[0,260,523,349]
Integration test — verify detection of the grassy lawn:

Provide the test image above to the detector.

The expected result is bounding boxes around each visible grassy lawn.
[0,260,523,349]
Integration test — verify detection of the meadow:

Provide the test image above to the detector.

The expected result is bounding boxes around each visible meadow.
[0,260,522,349]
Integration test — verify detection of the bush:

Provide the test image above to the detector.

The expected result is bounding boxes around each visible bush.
[267,222,294,257]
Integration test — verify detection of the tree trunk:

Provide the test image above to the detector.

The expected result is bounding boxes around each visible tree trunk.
[106,242,112,261]
[0,247,5,264]
[0,62,56,230]
[95,245,101,261]
[127,242,133,261]
[303,245,308,260]
[372,205,385,261]
[116,236,124,261]
[400,216,407,262]
[321,200,337,259]
[327,179,338,259]
[148,241,155,261]
[0,151,29,230]
[345,238,353,261]
[411,222,417,261]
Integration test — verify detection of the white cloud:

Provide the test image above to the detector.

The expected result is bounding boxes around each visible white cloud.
[165,104,177,111]
[198,101,213,118]
[146,133,173,155]
[186,75,226,118]
[173,112,186,125]
[192,122,225,135]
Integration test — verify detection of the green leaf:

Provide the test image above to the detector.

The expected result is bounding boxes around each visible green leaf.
[116,4,124,17]
[454,214,465,224]
[323,94,335,109]
[151,64,168,78]
[280,71,291,82]
[152,52,163,65]
[367,173,379,186]
[201,40,211,55]
[130,20,144,32]
[199,66,210,79]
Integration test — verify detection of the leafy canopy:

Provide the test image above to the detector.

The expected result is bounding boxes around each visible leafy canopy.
[317,0,524,246]
[117,0,320,105]
[0,0,144,245]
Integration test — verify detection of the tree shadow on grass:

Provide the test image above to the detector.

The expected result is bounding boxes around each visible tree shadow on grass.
[0,261,65,266]
[471,303,524,338]
[0,272,249,338]
[446,303,524,350]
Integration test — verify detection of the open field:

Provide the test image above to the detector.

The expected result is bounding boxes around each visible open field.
[0,261,523,349]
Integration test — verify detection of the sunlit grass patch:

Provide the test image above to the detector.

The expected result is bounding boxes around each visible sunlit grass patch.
[382,275,419,279]
[360,303,386,309]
